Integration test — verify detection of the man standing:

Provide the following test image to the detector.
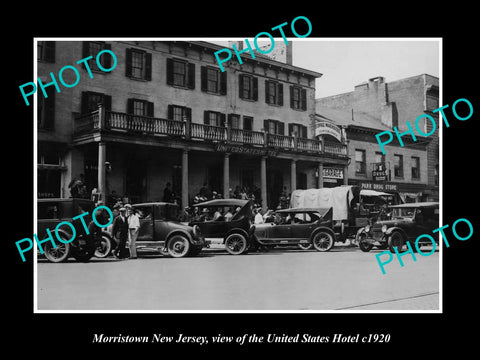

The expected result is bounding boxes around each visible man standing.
[112,207,129,259]
[163,182,174,203]
[126,204,140,259]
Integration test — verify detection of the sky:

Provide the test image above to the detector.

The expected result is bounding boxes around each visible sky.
[210,38,440,98]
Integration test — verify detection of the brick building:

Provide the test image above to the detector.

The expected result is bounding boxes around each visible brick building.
[36,40,350,210]
[315,75,439,202]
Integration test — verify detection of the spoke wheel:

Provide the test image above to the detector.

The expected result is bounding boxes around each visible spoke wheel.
[94,235,112,258]
[358,233,373,252]
[225,233,247,255]
[167,235,190,258]
[388,232,405,253]
[44,241,70,263]
[312,231,334,252]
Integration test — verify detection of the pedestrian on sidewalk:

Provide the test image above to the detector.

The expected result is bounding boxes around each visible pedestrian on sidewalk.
[112,207,129,259]
[126,204,140,259]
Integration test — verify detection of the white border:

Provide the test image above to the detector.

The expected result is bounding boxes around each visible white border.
[33,37,442,314]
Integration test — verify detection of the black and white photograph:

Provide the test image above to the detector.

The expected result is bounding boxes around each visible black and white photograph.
[33,38,442,312]
[6,7,479,355]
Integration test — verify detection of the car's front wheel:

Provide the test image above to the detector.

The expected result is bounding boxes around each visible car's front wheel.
[358,233,373,252]
[388,232,405,253]
[312,231,334,252]
[225,233,248,255]
[167,235,190,258]
[94,234,112,258]
[44,240,70,263]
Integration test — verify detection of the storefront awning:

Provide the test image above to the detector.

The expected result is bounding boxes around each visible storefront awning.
[360,189,392,197]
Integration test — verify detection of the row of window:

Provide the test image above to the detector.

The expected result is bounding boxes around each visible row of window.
[39,90,309,136]
[38,41,309,111]
[355,150,421,180]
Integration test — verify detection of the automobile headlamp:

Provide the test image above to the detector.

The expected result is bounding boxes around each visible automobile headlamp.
[381,225,388,233]
[365,225,371,233]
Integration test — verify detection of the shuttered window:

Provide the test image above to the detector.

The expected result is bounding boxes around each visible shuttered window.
[265,80,283,106]
[201,66,227,94]
[239,74,258,100]
[166,58,195,89]
[290,86,307,110]
[125,48,152,80]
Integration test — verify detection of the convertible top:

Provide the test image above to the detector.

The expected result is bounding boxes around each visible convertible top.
[276,207,332,216]
[389,202,439,208]
[193,199,249,207]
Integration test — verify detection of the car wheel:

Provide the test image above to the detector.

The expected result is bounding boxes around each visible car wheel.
[358,233,373,252]
[388,232,405,253]
[225,233,247,255]
[298,243,313,250]
[167,235,190,258]
[312,231,334,252]
[94,234,112,258]
[44,241,70,263]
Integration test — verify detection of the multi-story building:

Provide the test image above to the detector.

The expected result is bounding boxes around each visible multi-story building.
[37,40,349,210]
[315,75,439,202]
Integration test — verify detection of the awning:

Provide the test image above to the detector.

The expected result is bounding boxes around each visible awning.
[360,189,392,197]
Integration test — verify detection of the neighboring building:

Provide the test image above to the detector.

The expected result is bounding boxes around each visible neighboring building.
[37,40,349,210]
[315,75,439,202]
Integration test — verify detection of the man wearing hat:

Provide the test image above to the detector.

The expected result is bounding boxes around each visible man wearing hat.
[125,204,140,259]
[112,207,129,259]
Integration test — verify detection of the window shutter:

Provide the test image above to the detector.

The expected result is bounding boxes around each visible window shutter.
[166,58,174,85]
[278,83,283,106]
[103,95,112,111]
[81,92,89,114]
[239,75,244,99]
[45,41,55,62]
[187,63,195,89]
[265,81,270,104]
[127,99,134,114]
[145,53,152,81]
[201,66,207,92]
[302,125,307,138]
[263,119,269,133]
[220,113,226,127]
[146,101,154,117]
[301,89,307,110]
[167,105,173,119]
[203,110,209,125]
[185,107,192,122]
[278,121,285,135]
[252,77,258,101]
[220,71,227,95]
[125,48,132,77]
[227,114,233,127]
[102,43,112,69]
[288,123,294,136]
[290,86,294,109]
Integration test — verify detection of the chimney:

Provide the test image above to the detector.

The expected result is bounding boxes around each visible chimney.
[228,41,244,50]
[258,41,293,65]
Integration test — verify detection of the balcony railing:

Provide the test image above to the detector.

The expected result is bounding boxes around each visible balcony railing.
[74,109,348,157]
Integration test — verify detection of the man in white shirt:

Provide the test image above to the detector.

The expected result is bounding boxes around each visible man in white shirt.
[126,204,140,259]
[254,207,264,224]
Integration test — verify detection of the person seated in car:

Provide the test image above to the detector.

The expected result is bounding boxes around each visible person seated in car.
[199,208,212,222]
[213,207,224,221]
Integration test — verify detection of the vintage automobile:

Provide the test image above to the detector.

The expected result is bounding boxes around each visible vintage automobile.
[253,207,336,252]
[189,199,255,255]
[356,202,440,253]
[37,198,113,263]
[132,202,207,257]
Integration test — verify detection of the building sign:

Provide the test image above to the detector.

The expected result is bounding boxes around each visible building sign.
[315,121,343,142]
[372,170,387,181]
[359,182,398,192]
[215,143,278,157]
[323,167,344,179]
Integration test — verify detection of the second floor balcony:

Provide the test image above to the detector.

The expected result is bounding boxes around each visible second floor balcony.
[74,108,348,158]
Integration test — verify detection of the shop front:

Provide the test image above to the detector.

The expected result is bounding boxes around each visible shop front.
[349,179,430,203]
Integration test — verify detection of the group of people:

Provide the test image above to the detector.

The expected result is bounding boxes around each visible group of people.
[108,202,142,260]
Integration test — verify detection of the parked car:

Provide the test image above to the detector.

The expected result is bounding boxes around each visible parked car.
[37,198,113,263]
[132,202,207,257]
[356,202,439,252]
[253,207,336,252]
[189,199,255,255]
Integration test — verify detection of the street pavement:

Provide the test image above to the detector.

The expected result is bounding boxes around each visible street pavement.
[36,243,440,311]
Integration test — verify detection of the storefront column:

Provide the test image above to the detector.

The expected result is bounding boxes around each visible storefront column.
[182,150,189,207]
[261,156,267,212]
[291,159,297,193]
[223,153,230,199]
[343,165,349,185]
[97,141,106,202]
[317,162,324,188]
